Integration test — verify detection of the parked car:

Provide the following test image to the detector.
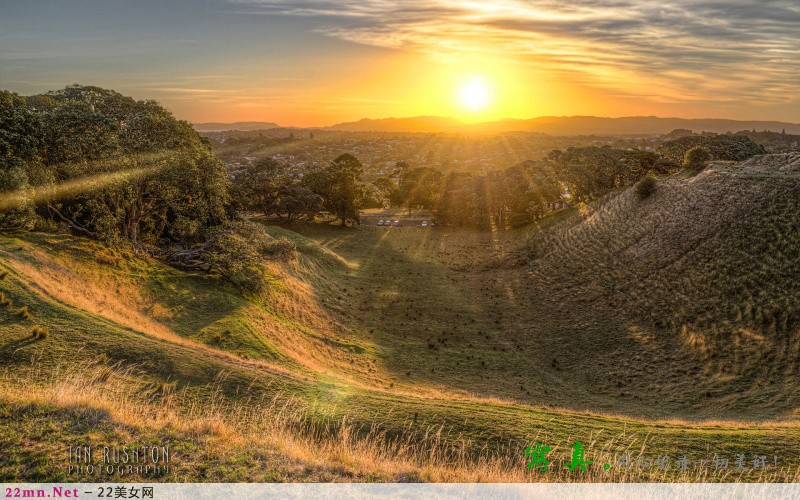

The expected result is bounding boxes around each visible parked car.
[377,220,384,226]
[392,220,400,226]
[421,221,428,227]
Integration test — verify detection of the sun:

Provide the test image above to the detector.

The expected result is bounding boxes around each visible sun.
[456,76,492,112]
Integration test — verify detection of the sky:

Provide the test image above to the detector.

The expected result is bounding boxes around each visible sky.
[1,0,798,126]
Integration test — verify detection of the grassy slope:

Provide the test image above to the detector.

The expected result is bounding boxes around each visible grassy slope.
[283,157,800,420]
[519,153,800,418]
[2,154,800,481]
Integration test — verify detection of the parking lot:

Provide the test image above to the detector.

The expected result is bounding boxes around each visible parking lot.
[361,217,434,227]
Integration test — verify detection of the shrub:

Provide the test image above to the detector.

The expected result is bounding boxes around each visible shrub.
[660,134,765,164]
[166,220,295,294]
[635,175,657,199]
[264,237,297,261]
[683,147,712,170]
[0,292,9,306]
[0,271,8,280]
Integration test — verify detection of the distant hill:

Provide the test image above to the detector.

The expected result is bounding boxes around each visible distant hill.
[195,116,800,135]
[498,116,800,135]
[326,115,800,135]
[327,116,463,133]
[193,121,280,132]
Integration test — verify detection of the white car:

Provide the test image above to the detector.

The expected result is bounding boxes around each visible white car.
[421,221,428,227]
[393,220,400,227]
[377,220,384,226]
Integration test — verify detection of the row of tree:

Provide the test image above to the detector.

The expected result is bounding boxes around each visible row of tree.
[236,142,615,232]
[228,133,765,230]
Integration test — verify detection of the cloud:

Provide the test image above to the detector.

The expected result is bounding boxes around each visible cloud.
[144,87,237,94]
[230,0,800,106]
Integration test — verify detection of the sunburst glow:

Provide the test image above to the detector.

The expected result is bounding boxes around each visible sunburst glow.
[456,77,492,112]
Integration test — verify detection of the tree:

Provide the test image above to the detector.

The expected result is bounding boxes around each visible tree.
[547,146,667,203]
[0,85,229,248]
[660,134,765,164]
[435,172,480,227]
[0,91,39,230]
[396,167,442,212]
[502,161,561,226]
[372,176,397,206]
[278,184,322,222]
[232,157,291,217]
[664,129,693,138]
[683,146,712,170]
[313,153,363,226]
[358,182,384,209]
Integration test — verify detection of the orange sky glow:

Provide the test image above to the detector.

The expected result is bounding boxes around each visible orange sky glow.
[2,0,798,126]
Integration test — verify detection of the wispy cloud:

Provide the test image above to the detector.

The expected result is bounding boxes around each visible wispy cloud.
[230,0,800,106]
[144,87,237,94]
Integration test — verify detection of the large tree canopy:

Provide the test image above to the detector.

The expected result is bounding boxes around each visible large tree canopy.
[231,157,292,218]
[395,166,443,212]
[301,153,364,226]
[0,90,40,229]
[434,161,562,229]
[0,85,229,247]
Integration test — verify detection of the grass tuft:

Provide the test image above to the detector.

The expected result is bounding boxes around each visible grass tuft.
[17,306,30,320]
[30,325,49,340]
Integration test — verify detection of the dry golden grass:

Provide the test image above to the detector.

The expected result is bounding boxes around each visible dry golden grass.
[0,242,312,387]
[0,232,389,389]
[2,361,798,483]
[1,243,178,341]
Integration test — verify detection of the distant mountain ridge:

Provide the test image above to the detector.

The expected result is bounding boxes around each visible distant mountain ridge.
[193,121,280,132]
[327,115,800,135]
[194,116,800,135]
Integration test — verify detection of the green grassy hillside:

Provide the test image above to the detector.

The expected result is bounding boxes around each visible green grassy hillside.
[2,154,800,482]
[519,153,800,418]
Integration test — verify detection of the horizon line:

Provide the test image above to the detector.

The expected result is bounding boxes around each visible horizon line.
[191,114,800,130]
